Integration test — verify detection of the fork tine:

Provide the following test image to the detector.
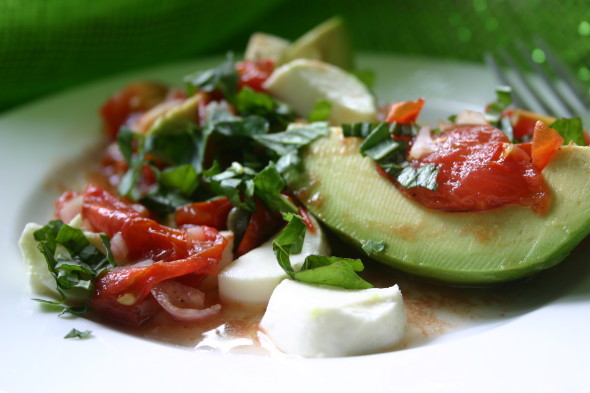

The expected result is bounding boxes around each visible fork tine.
[496,48,555,115]
[483,52,528,110]
[533,36,590,111]
[485,42,589,122]
[514,40,577,118]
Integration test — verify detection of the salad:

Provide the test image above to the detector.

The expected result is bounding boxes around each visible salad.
[18,17,590,358]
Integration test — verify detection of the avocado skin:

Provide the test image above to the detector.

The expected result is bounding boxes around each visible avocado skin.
[289,128,590,285]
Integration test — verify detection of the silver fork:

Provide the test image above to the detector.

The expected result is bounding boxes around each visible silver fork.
[484,38,590,123]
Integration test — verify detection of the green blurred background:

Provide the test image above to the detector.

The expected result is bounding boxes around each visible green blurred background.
[1,0,588,113]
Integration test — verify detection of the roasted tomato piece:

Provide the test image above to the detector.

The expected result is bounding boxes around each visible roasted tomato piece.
[236,59,275,92]
[386,98,425,124]
[398,125,551,214]
[80,185,227,325]
[235,199,283,257]
[100,82,168,139]
[91,256,217,326]
[175,197,234,229]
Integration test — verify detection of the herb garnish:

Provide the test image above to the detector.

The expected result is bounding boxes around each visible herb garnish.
[64,328,92,339]
[344,121,439,191]
[550,117,585,146]
[273,214,372,289]
[33,220,116,315]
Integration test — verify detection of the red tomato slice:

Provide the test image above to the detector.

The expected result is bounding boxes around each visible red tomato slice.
[91,256,217,326]
[531,121,564,170]
[386,98,425,124]
[80,185,227,325]
[236,60,275,92]
[175,197,234,229]
[398,125,551,214]
[235,199,283,257]
[100,82,168,139]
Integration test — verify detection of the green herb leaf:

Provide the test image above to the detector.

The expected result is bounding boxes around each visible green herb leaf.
[234,87,295,128]
[33,220,116,315]
[254,122,330,155]
[361,239,386,255]
[342,121,378,138]
[396,164,439,191]
[64,328,92,339]
[272,213,306,273]
[184,53,239,100]
[550,117,585,146]
[273,214,372,289]
[253,163,298,214]
[292,256,373,290]
[307,100,332,122]
[486,86,513,124]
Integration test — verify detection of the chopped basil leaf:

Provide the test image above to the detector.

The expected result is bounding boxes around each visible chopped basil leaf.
[64,328,92,339]
[342,121,378,138]
[550,117,585,146]
[33,220,115,315]
[273,214,372,289]
[184,53,239,100]
[486,86,513,124]
[292,256,373,290]
[254,122,330,155]
[272,213,306,273]
[234,87,296,129]
[253,164,298,214]
[344,121,438,190]
[359,123,402,161]
[361,239,386,255]
[397,164,439,191]
[307,100,332,122]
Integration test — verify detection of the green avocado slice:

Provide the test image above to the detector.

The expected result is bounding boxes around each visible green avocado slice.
[288,128,590,285]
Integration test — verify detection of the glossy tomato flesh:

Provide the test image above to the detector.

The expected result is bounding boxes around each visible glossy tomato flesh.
[399,125,551,213]
[80,185,227,326]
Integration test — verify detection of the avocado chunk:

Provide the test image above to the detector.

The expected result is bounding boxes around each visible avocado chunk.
[146,93,204,135]
[288,128,590,285]
[282,16,354,70]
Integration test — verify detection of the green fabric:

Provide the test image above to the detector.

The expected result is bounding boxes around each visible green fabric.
[1,0,588,113]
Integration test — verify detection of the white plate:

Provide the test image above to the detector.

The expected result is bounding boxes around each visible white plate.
[1,54,589,393]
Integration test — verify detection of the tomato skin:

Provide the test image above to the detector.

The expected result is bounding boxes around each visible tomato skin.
[531,121,564,170]
[175,197,234,229]
[399,125,551,213]
[236,60,275,92]
[235,199,283,257]
[100,82,168,139]
[386,98,425,124]
[91,256,217,326]
[80,185,228,325]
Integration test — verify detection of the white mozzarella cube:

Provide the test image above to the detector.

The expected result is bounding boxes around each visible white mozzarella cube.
[263,59,377,125]
[218,218,330,306]
[260,280,406,357]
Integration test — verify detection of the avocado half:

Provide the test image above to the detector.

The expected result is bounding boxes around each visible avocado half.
[289,128,590,285]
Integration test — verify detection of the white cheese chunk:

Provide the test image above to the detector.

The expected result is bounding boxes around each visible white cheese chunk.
[263,59,377,125]
[218,218,330,305]
[244,33,290,63]
[19,223,57,299]
[260,280,406,357]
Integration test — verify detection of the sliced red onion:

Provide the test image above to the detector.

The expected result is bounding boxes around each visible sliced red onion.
[151,280,221,322]
[59,195,83,224]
